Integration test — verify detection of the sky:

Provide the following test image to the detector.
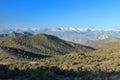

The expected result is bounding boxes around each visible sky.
[0,0,120,30]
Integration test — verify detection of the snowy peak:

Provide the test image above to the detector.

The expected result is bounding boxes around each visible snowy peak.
[1,27,120,34]
[1,27,120,43]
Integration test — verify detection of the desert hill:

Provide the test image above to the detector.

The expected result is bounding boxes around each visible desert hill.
[82,38,120,49]
[0,34,94,55]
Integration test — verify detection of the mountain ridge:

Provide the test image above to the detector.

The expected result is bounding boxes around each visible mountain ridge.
[0,33,94,55]
[1,28,120,43]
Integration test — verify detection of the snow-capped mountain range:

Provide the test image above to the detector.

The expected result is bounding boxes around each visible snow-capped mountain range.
[1,27,120,43]
[0,27,93,34]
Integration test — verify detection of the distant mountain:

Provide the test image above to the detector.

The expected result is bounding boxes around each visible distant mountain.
[9,31,33,37]
[0,34,8,38]
[82,38,120,49]
[9,32,21,37]
[0,34,94,55]
[21,32,33,36]
[0,31,33,39]
[1,27,120,43]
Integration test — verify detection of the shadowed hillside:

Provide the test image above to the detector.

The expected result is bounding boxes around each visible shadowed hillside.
[1,64,120,80]
[0,46,50,62]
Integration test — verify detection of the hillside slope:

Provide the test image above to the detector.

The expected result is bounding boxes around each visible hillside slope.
[1,36,120,79]
[0,48,22,64]
[0,34,94,55]
[82,38,120,49]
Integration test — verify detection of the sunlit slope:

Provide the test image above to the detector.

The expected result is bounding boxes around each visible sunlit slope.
[0,34,94,55]
[82,38,120,49]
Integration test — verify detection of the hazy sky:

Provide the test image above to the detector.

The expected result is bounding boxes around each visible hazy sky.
[0,0,120,29]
